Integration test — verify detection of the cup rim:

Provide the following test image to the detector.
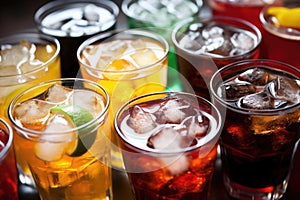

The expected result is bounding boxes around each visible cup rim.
[259,5,300,41]
[114,91,222,154]
[0,118,13,161]
[0,32,60,79]
[210,59,300,115]
[34,0,119,37]
[77,28,169,74]
[171,16,262,60]
[8,78,110,136]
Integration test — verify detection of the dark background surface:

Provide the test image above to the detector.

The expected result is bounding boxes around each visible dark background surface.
[1,0,300,199]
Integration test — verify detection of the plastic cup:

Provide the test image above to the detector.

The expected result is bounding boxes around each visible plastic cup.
[114,91,222,200]
[210,59,300,199]
[8,78,112,199]
[0,32,61,186]
[172,16,261,100]
[34,0,119,78]
[259,3,300,69]
[77,29,169,169]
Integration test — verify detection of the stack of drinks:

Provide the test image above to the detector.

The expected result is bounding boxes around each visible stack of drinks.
[0,0,299,200]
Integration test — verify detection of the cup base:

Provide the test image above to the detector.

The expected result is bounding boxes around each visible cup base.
[223,175,288,200]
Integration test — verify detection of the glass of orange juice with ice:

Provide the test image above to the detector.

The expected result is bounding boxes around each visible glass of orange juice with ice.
[0,32,61,186]
[77,29,169,169]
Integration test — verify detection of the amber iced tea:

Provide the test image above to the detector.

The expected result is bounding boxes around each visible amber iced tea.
[172,17,261,99]
[210,59,300,199]
[115,92,222,200]
[0,32,61,185]
[8,79,112,200]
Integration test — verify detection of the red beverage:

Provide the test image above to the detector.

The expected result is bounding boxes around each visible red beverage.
[172,16,261,99]
[260,4,300,69]
[115,92,222,200]
[208,0,283,30]
[210,59,300,199]
[0,118,18,200]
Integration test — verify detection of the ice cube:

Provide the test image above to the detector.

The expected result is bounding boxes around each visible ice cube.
[131,39,146,50]
[203,37,225,53]
[102,40,128,57]
[35,114,75,162]
[231,32,254,50]
[211,39,233,56]
[147,127,189,175]
[148,127,182,150]
[46,84,73,103]
[68,89,105,117]
[202,25,224,40]
[238,68,272,85]
[239,92,274,109]
[14,99,53,130]
[184,114,209,139]
[220,81,256,100]
[127,105,157,134]
[267,76,300,104]
[158,99,188,124]
[130,48,158,67]
[178,34,203,51]
[0,40,31,67]
[83,4,100,22]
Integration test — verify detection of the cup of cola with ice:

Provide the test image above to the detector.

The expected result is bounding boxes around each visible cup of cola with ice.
[172,16,261,99]
[114,92,222,200]
[210,59,300,199]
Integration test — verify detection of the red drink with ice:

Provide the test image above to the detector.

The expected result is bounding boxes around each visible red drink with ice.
[0,118,18,200]
[260,4,300,69]
[208,0,283,30]
[210,59,300,199]
[172,16,261,99]
[115,92,222,200]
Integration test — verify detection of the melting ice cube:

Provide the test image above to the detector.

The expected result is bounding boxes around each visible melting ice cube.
[231,32,254,50]
[147,127,189,175]
[68,89,105,117]
[238,68,273,85]
[127,105,157,134]
[130,48,158,67]
[267,76,300,104]
[239,92,274,109]
[158,99,188,124]
[46,84,72,103]
[14,99,53,130]
[220,81,256,100]
[35,115,76,162]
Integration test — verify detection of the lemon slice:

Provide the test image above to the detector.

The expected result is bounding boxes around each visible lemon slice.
[267,7,300,29]
[50,105,97,157]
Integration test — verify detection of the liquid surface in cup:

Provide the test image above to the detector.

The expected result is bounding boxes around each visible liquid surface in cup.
[11,84,111,199]
[40,3,116,37]
[125,0,199,27]
[177,21,258,58]
[217,66,300,189]
[0,125,18,200]
[117,95,219,199]
[80,38,168,109]
[0,39,60,115]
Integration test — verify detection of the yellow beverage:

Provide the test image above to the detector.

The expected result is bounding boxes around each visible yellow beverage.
[8,79,112,200]
[78,30,169,169]
[0,32,61,185]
